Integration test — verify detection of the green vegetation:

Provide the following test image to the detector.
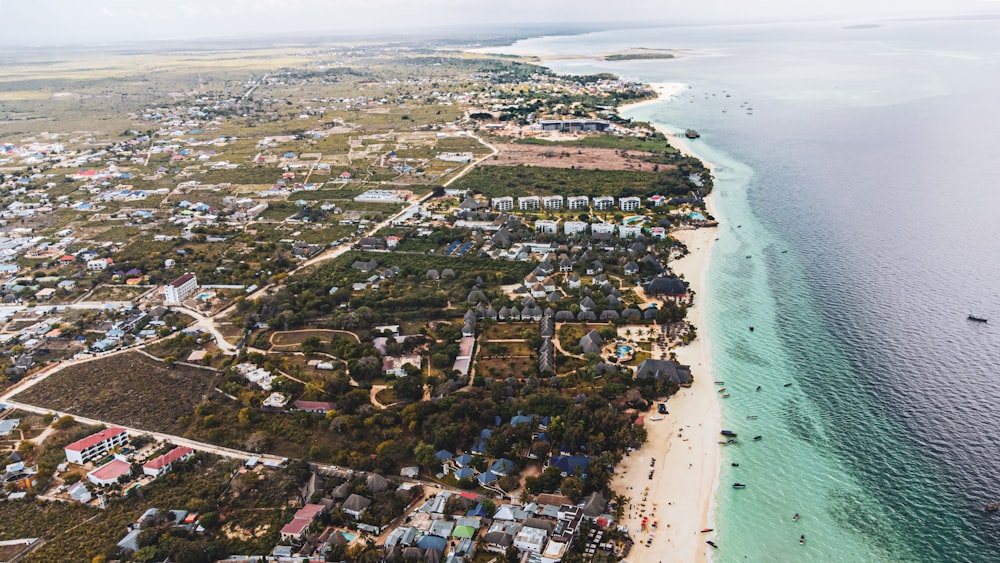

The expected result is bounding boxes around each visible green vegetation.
[604,52,676,61]
[450,164,706,199]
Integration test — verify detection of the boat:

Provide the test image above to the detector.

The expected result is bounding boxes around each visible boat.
[706,540,718,549]
[685,129,701,139]
[701,528,714,533]
[800,535,805,545]
[986,501,1000,513]
[731,463,740,467]
[753,435,763,441]
[717,387,726,393]
[749,325,755,332]
[746,415,758,419]
[968,314,988,323]
[732,483,746,489]
[756,385,762,391]
[721,430,737,436]
[793,513,800,522]
[783,383,793,387]
[714,380,725,385]
[722,393,731,398]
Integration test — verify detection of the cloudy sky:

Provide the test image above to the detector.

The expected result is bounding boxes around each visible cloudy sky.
[2,0,998,46]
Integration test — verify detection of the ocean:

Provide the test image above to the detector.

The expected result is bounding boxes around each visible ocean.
[500,17,1000,562]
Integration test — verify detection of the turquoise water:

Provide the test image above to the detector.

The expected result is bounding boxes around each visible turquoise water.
[623,215,646,225]
[341,531,357,542]
[688,212,706,221]
[505,18,1000,562]
[616,344,634,359]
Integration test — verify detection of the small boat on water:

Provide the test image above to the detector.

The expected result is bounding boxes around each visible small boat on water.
[706,540,718,549]
[800,535,805,545]
[714,380,725,385]
[701,528,714,533]
[732,483,746,489]
[986,501,1000,513]
[756,385,762,391]
[793,513,800,522]
[718,387,727,393]
[746,415,758,420]
[722,393,731,398]
[685,128,701,139]
[783,383,793,387]
[721,430,737,437]
[731,463,740,467]
[749,325,755,332]
[968,314,988,323]
[753,435,763,441]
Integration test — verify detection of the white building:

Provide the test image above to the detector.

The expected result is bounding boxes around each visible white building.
[567,196,589,210]
[592,196,615,211]
[542,195,563,210]
[618,225,643,238]
[142,446,195,477]
[535,220,558,234]
[650,227,667,239]
[619,196,641,212]
[164,272,198,303]
[65,427,130,464]
[87,258,111,271]
[491,197,514,212]
[563,221,588,235]
[591,223,615,237]
[518,196,540,211]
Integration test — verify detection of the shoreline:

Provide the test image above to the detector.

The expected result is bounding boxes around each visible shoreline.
[610,85,723,563]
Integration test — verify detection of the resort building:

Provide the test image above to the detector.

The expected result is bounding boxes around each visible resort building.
[542,195,563,210]
[648,194,667,206]
[650,227,667,239]
[87,458,132,487]
[491,197,514,212]
[567,196,589,210]
[619,196,641,212]
[65,427,130,464]
[535,220,558,234]
[536,119,611,132]
[518,196,540,211]
[591,223,615,237]
[563,221,587,235]
[592,196,615,211]
[619,225,642,238]
[142,446,195,477]
[164,272,198,303]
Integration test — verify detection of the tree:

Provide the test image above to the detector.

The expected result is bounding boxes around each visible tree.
[413,441,437,471]
[560,475,585,502]
[394,374,424,402]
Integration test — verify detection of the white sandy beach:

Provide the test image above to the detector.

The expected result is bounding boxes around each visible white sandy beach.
[610,83,722,563]
[612,224,720,563]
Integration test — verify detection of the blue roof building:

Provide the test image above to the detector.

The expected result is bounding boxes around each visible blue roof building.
[549,455,590,477]
[433,449,453,462]
[490,458,515,476]
[477,471,499,485]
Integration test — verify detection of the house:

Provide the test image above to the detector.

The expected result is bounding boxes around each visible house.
[87,258,112,271]
[342,494,372,518]
[142,447,195,477]
[490,458,515,476]
[164,272,198,303]
[57,279,76,291]
[634,358,693,386]
[293,400,336,414]
[548,455,589,477]
[643,275,687,297]
[619,224,642,238]
[579,330,604,355]
[34,287,56,300]
[590,223,615,238]
[67,481,92,504]
[357,237,386,251]
[65,427,129,464]
[279,503,327,542]
[624,261,640,275]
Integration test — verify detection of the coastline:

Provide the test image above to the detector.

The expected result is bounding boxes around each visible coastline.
[609,85,723,562]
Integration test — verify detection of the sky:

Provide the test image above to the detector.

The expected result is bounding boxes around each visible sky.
[2,0,998,46]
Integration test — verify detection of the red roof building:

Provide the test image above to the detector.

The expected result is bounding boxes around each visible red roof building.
[65,427,129,464]
[142,446,195,477]
[87,459,132,486]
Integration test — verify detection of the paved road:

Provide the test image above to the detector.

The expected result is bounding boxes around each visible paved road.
[168,306,238,355]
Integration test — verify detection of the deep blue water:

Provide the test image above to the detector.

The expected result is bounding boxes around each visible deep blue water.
[502,18,1000,562]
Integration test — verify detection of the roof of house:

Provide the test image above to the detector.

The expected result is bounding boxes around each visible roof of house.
[142,446,194,472]
[66,427,128,453]
[343,494,372,512]
[88,459,131,482]
[579,330,604,354]
[168,273,195,288]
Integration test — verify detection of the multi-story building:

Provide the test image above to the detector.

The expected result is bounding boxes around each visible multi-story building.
[535,220,558,234]
[563,221,588,235]
[491,196,514,212]
[619,196,641,212]
[542,195,563,210]
[65,427,130,464]
[164,272,198,303]
[591,223,615,237]
[592,196,615,211]
[518,196,540,211]
[619,225,643,238]
[567,196,589,210]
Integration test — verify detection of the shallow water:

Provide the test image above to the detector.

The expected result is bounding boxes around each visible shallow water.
[506,18,1000,562]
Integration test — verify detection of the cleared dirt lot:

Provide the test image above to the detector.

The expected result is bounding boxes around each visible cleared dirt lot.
[14,352,219,435]
[489,143,671,172]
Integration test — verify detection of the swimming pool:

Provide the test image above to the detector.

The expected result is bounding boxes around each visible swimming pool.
[623,215,647,225]
[341,531,357,542]
[616,344,634,359]
[197,292,211,300]
[688,212,706,221]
